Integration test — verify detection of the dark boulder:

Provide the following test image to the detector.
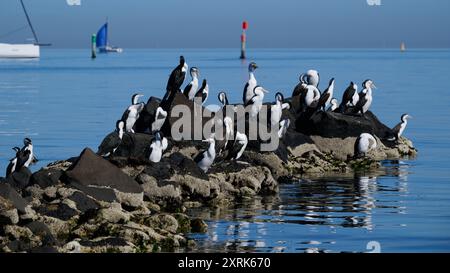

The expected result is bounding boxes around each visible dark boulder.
[68,191,100,213]
[134,96,161,133]
[4,167,32,191]
[64,148,142,194]
[295,110,395,139]
[0,183,29,213]
[30,168,62,188]
[36,203,79,221]
[25,221,57,245]
[112,133,154,160]
[69,182,117,203]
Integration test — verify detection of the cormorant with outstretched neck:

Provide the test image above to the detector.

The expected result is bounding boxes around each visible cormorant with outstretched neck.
[243,62,258,104]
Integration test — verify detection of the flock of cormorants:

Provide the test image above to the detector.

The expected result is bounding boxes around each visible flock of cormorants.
[3,55,412,176]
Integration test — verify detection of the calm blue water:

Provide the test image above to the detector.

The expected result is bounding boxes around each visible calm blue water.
[1,48,450,252]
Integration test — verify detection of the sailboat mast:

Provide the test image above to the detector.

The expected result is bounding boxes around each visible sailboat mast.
[19,0,39,44]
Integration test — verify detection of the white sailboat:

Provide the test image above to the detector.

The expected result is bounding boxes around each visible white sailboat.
[0,0,48,58]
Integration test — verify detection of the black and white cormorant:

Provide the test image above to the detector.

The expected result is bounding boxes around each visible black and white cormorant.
[97,120,125,157]
[183,67,199,100]
[301,84,321,109]
[391,114,412,141]
[317,78,335,111]
[151,107,168,133]
[5,147,21,177]
[270,92,290,126]
[339,82,359,112]
[354,79,376,116]
[194,79,208,105]
[161,56,188,110]
[328,98,338,112]
[122,93,145,133]
[149,131,169,163]
[354,133,377,158]
[194,136,216,173]
[225,131,248,161]
[217,116,234,155]
[246,85,268,118]
[243,62,258,104]
[21,137,37,168]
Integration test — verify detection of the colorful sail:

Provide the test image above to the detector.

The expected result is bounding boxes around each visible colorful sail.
[96,23,108,48]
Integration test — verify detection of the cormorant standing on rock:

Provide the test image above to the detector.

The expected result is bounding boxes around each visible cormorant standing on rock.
[390,114,412,142]
[194,136,216,173]
[5,147,21,177]
[183,67,199,100]
[161,56,188,110]
[354,79,376,117]
[122,93,145,133]
[243,62,258,104]
[97,120,125,157]
[151,107,168,133]
[354,133,377,158]
[339,82,359,113]
[246,86,268,118]
[149,131,168,163]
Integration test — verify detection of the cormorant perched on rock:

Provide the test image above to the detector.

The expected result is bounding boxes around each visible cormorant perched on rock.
[390,114,412,141]
[183,67,199,100]
[354,79,376,117]
[245,86,268,118]
[5,147,21,177]
[194,136,216,173]
[151,107,167,133]
[97,120,125,157]
[243,62,258,104]
[225,131,248,161]
[149,131,168,163]
[21,137,37,167]
[160,56,188,110]
[339,82,359,113]
[354,133,377,158]
[121,93,145,133]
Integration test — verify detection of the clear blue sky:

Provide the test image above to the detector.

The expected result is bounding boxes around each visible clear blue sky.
[1,0,449,48]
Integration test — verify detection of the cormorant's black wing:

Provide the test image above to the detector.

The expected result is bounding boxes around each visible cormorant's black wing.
[391,122,402,138]
[6,159,15,177]
[242,82,250,103]
[193,151,205,164]
[354,92,367,113]
[244,95,257,107]
[166,66,185,93]
[183,83,192,98]
[317,92,330,110]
